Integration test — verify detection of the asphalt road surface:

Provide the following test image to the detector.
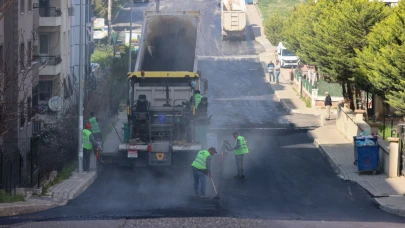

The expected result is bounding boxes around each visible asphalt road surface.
[1,0,405,227]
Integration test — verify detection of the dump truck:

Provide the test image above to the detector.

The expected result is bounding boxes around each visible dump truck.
[220,0,247,41]
[99,10,210,167]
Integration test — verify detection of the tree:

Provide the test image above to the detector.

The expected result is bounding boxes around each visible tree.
[356,2,405,114]
[283,0,390,108]
[1,39,38,136]
[281,0,334,65]
[264,12,285,46]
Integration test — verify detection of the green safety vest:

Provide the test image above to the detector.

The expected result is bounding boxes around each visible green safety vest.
[191,150,210,170]
[83,129,93,150]
[194,94,202,109]
[235,136,249,155]
[89,117,101,133]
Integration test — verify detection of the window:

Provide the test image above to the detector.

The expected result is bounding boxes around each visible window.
[28,0,32,11]
[20,100,25,128]
[68,76,73,95]
[39,81,52,102]
[27,41,32,66]
[20,0,25,14]
[20,43,25,70]
[39,34,49,55]
[63,78,70,99]
[27,97,32,122]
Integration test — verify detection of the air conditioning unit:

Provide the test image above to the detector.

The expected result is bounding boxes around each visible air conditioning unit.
[68,6,75,16]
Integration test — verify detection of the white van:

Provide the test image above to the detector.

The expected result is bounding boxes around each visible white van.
[277,42,300,68]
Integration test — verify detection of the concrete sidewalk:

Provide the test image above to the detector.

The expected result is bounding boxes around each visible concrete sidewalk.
[247,4,335,121]
[0,114,124,217]
[0,170,97,217]
[308,125,405,218]
[247,2,405,218]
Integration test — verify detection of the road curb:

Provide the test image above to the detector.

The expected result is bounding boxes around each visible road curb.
[0,200,64,217]
[307,130,405,218]
[306,131,346,179]
[68,171,97,200]
[375,197,405,218]
[0,171,97,217]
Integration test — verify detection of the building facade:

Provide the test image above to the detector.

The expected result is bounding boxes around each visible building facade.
[2,0,39,154]
[1,0,40,188]
[35,0,73,126]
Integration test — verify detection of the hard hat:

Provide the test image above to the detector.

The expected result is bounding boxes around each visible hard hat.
[85,123,91,130]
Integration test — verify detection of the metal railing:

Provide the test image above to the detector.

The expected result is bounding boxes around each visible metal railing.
[36,7,62,17]
[0,152,23,195]
[32,104,57,115]
[302,77,313,93]
[34,55,62,66]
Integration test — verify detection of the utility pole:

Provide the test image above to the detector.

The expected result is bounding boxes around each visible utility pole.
[78,0,84,173]
[108,0,112,45]
[128,1,133,72]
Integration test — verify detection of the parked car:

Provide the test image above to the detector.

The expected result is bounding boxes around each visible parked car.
[277,42,300,68]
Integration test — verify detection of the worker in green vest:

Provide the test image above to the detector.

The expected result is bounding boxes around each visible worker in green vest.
[191,147,217,198]
[83,123,100,171]
[89,112,102,142]
[230,132,249,179]
[193,90,203,109]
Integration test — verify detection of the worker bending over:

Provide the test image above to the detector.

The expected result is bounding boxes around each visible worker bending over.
[191,147,217,198]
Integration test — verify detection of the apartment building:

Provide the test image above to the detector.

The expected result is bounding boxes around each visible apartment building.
[1,0,39,161]
[36,0,73,125]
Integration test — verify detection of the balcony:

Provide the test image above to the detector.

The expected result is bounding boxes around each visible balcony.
[37,7,62,27]
[35,55,62,76]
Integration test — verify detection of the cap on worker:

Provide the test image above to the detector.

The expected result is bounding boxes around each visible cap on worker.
[85,123,91,130]
[208,147,217,153]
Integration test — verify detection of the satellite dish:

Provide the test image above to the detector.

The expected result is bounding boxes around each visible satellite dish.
[91,63,102,79]
[48,96,63,112]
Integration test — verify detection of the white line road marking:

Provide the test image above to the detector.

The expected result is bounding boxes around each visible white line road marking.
[209,128,290,130]
[198,55,259,60]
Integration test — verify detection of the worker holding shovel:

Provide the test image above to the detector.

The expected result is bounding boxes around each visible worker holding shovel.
[191,147,217,198]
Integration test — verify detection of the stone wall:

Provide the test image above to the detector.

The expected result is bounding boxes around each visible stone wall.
[336,101,391,176]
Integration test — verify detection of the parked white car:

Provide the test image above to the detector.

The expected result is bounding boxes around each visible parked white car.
[277,42,300,68]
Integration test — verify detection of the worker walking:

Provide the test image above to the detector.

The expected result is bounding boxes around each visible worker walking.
[83,123,101,172]
[89,112,102,142]
[191,147,217,198]
[231,132,249,179]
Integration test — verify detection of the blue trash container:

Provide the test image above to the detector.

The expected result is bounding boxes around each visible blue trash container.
[355,138,379,172]
[353,136,378,165]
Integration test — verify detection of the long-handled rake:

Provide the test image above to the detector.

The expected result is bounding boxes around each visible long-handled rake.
[210,176,220,200]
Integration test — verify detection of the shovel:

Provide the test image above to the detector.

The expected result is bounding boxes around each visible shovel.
[210,176,220,200]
